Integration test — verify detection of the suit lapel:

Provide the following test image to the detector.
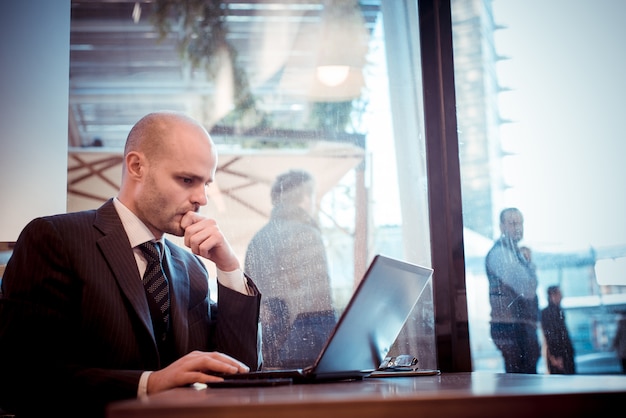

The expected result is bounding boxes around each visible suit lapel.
[93,200,155,343]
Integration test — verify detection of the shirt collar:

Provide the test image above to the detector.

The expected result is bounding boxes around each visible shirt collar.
[113,197,160,248]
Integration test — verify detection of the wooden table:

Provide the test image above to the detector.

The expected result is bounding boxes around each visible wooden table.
[107,372,626,418]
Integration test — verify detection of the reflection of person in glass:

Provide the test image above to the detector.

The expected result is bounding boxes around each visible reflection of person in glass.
[485,208,540,373]
[245,170,336,368]
[541,285,576,374]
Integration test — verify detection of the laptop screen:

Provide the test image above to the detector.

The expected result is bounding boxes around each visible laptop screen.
[313,255,433,375]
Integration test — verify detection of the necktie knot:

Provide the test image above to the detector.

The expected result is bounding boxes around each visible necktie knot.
[139,241,161,264]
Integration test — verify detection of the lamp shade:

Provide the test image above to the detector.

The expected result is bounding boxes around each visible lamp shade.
[310,0,370,101]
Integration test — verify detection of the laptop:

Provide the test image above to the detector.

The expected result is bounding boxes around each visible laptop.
[209,254,433,387]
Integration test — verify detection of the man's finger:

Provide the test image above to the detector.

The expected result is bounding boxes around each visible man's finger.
[180,211,202,230]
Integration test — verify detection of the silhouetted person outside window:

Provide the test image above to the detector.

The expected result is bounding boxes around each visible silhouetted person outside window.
[613,311,626,374]
[541,285,576,374]
[245,169,336,368]
[486,207,540,373]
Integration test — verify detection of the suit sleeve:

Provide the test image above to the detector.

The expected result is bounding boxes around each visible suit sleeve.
[214,276,262,370]
[0,217,143,416]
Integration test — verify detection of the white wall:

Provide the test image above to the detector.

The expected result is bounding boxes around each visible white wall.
[0,0,70,241]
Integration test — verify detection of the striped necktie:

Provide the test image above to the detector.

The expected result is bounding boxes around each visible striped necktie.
[138,241,170,338]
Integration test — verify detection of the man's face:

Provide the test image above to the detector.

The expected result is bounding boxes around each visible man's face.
[501,210,524,242]
[135,125,217,238]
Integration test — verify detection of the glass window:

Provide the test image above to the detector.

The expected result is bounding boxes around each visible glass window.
[68,1,436,371]
[453,0,626,374]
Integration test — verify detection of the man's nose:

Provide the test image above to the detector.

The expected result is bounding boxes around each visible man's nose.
[192,185,208,206]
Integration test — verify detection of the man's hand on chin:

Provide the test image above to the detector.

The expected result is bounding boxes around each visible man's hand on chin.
[180,211,240,272]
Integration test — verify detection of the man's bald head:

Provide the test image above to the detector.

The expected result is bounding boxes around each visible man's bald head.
[124,111,209,162]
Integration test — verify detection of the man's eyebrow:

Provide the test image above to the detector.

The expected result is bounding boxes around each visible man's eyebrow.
[178,172,210,183]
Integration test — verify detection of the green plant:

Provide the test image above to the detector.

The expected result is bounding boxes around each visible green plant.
[150,0,268,128]
[150,0,367,135]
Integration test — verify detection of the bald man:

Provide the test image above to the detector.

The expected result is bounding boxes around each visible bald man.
[0,111,261,417]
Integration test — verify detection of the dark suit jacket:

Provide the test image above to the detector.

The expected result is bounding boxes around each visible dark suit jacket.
[0,199,261,417]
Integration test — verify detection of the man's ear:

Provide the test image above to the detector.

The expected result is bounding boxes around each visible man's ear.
[125,151,144,180]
